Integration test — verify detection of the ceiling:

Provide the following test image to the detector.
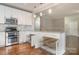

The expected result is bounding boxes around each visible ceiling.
[3,3,57,13]
[2,3,79,19]
[3,3,46,12]
[36,3,79,19]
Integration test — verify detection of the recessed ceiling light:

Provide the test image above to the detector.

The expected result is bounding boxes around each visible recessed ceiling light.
[40,12,43,16]
[48,9,52,14]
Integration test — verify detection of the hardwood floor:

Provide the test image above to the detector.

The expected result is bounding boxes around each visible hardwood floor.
[0,43,79,55]
[0,43,50,55]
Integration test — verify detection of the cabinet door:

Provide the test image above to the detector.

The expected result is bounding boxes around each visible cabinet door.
[19,11,28,25]
[17,11,33,25]
[25,13,33,25]
[0,5,5,23]
[17,10,23,25]
[19,32,26,43]
[0,32,5,47]
[4,6,12,18]
[22,12,27,25]
[19,32,30,43]
[11,8,18,18]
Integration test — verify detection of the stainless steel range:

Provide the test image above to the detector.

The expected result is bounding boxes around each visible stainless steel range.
[5,27,19,46]
[5,17,19,46]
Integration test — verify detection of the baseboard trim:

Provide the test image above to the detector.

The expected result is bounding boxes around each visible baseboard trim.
[66,48,77,53]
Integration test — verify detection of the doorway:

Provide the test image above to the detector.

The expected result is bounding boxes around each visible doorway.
[65,15,79,54]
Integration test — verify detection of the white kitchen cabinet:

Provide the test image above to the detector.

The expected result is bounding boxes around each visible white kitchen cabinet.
[19,32,30,43]
[0,16,5,24]
[0,5,13,23]
[0,32,5,47]
[0,5,33,25]
[4,6,12,18]
[0,5,5,23]
[17,11,33,25]
[17,10,24,25]
[11,8,18,19]
[0,5,5,16]
[22,12,27,25]
[25,12,33,25]
[17,11,31,25]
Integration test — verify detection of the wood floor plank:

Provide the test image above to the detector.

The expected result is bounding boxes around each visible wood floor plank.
[0,43,49,55]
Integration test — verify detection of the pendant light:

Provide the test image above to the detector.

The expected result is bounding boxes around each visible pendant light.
[40,12,43,16]
[48,8,52,14]
[33,14,36,18]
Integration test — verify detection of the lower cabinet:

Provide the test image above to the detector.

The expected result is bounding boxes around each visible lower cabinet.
[0,31,30,47]
[0,32,5,47]
[19,32,30,43]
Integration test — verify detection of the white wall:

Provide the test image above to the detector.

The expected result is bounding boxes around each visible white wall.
[40,16,64,32]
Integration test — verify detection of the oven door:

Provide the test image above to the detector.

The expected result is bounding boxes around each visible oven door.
[6,32,19,46]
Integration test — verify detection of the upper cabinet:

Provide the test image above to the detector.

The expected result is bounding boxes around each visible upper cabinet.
[4,6,12,18]
[17,10,33,25]
[25,13,33,25]
[17,10,26,25]
[0,5,5,23]
[0,5,33,25]
[11,8,18,18]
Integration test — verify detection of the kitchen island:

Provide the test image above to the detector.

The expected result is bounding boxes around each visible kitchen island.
[19,31,65,55]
